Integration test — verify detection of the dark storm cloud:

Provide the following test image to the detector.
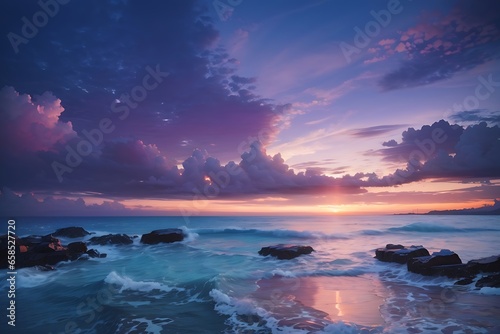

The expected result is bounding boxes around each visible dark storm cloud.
[377,120,463,163]
[377,121,500,185]
[379,0,500,91]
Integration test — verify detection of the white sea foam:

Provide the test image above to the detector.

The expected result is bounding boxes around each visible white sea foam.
[116,317,173,334]
[15,267,60,288]
[104,271,184,293]
[269,269,296,278]
[209,288,282,332]
[179,225,199,242]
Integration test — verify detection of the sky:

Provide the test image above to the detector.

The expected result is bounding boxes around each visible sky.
[0,0,499,216]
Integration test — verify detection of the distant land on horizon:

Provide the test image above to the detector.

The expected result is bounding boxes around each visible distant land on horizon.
[398,199,500,215]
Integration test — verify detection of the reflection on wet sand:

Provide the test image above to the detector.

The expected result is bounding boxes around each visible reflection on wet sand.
[253,274,386,331]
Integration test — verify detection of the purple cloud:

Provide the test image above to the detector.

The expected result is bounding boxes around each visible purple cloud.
[378,0,500,90]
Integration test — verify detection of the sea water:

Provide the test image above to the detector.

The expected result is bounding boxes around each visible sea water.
[1,215,499,333]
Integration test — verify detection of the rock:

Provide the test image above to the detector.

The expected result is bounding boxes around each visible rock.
[386,244,404,250]
[375,244,430,264]
[89,234,134,245]
[407,249,462,275]
[140,229,185,244]
[427,264,473,278]
[455,277,474,285]
[86,249,107,258]
[258,244,314,260]
[467,255,500,273]
[67,241,88,254]
[19,235,44,247]
[475,274,500,288]
[52,227,90,238]
[17,251,70,268]
[30,241,66,253]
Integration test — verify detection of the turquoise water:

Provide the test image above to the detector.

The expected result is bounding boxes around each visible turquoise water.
[1,215,499,333]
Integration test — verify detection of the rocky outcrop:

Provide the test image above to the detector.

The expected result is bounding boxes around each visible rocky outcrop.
[140,229,185,244]
[86,249,107,258]
[258,244,314,260]
[68,241,88,254]
[0,233,106,269]
[475,274,500,288]
[467,255,500,273]
[375,244,430,264]
[89,234,135,245]
[52,227,91,238]
[407,249,462,275]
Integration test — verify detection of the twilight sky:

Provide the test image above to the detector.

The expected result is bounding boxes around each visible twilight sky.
[0,0,499,215]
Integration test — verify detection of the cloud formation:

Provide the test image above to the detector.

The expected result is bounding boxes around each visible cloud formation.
[0,188,129,216]
[379,121,500,185]
[348,124,408,138]
[0,0,289,161]
[373,1,500,90]
[449,110,500,125]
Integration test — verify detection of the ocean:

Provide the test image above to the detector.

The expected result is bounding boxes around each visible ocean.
[1,215,499,333]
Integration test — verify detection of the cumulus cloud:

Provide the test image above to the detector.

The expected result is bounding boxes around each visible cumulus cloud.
[0,86,76,154]
[382,139,398,147]
[377,120,463,163]
[378,121,500,185]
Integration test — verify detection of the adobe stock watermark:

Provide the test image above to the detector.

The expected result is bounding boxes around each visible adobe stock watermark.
[339,0,405,64]
[447,73,500,116]
[212,0,242,21]
[51,64,169,182]
[7,0,71,54]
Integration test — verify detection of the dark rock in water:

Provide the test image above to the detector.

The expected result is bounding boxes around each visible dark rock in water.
[140,229,185,244]
[0,231,108,269]
[375,244,430,264]
[258,244,314,260]
[407,249,462,275]
[89,234,134,245]
[386,244,404,250]
[67,241,88,254]
[467,255,500,273]
[53,227,90,238]
[86,249,107,258]
[476,274,500,288]
[17,251,70,267]
[427,264,472,278]
[455,277,474,285]
[30,241,66,253]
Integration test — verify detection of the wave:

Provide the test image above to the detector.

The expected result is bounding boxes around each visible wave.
[209,288,364,333]
[189,227,346,240]
[387,222,500,233]
[104,271,185,293]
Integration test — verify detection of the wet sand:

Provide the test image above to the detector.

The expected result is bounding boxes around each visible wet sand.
[253,274,386,330]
